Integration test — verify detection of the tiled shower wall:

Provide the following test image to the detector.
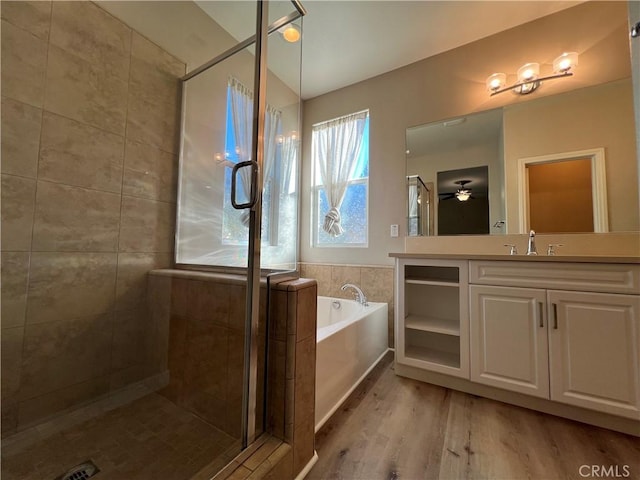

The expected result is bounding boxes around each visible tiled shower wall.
[0,1,184,436]
[299,263,395,347]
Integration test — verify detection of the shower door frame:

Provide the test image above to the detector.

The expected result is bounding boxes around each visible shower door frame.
[177,0,307,450]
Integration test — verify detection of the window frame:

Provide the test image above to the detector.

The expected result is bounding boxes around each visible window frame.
[310,111,370,248]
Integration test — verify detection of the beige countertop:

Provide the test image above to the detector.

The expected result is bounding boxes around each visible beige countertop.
[389,253,639,264]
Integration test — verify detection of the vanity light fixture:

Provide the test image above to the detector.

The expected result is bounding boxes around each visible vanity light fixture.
[486,52,578,96]
[279,24,300,43]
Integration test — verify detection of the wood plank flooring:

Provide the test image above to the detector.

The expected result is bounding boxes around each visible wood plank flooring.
[309,353,640,480]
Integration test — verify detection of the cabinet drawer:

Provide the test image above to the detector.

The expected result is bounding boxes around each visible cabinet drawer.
[469,261,640,294]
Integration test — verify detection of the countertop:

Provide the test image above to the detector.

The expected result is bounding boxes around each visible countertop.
[388,253,640,264]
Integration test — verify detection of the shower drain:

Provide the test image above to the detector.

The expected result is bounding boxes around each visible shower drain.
[55,460,100,480]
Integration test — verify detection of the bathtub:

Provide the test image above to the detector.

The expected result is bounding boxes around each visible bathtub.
[315,296,389,432]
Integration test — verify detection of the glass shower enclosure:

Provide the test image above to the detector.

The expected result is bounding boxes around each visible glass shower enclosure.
[177,0,305,451]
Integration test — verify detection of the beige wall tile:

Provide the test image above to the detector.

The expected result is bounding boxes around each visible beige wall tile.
[49,1,131,82]
[126,90,181,156]
[293,334,316,474]
[1,97,42,178]
[292,416,315,476]
[17,375,110,429]
[227,330,245,403]
[170,277,189,317]
[159,313,187,403]
[119,196,175,253]
[111,308,153,371]
[330,265,362,298]
[294,336,315,428]
[1,252,30,328]
[0,19,47,107]
[1,326,24,404]
[109,364,149,391]
[1,174,36,252]
[147,274,172,373]
[361,266,394,305]
[294,285,317,341]
[126,34,182,155]
[116,253,171,312]
[1,401,18,438]
[0,1,52,40]
[186,280,230,329]
[123,140,178,202]
[39,112,125,193]
[300,263,331,296]
[228,284,247,331]
[181,378,228,433]
[182,325,228,413]
[32,181,121,252]
[267,338,286,439]
[269,290,288,341]
[45,45,128,135]
[131,31,184,78]
[20,313,113,400]
[26,252,117,324]
[129,52,181,109]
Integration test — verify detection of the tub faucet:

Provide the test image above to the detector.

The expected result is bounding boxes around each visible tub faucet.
[527,230,537,255]
[341,283,368,306]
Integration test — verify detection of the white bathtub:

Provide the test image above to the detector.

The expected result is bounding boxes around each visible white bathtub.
[315,296,389,432]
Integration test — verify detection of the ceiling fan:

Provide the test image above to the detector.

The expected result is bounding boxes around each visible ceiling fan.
[438,180,474,202]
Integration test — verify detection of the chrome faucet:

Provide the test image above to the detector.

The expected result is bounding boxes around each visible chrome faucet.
[341,283,368,306]
[527,230,537,255]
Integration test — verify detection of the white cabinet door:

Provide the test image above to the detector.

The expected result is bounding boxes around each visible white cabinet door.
[548,290,640,419]
[470,285,549,398]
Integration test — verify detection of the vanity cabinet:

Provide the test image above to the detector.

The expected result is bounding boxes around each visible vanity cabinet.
[469,285,549,398]
[469,261,640,420]
[395,258,469,378]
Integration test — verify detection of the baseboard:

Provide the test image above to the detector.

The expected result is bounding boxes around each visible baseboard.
[295,451,318,480]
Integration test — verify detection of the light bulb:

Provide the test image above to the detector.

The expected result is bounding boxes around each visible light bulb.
[517,63,540,82]
[553,52,578,73]
[281,25,300,43]
[486,73,506,92]
[455,190,471,202]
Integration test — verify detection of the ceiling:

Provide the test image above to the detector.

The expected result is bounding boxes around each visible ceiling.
[197,0,583,99]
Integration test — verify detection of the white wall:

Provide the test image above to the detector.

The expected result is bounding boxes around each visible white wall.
[300,1,634,266]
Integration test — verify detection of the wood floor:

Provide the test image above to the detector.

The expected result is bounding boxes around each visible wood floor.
[308,353,640,480]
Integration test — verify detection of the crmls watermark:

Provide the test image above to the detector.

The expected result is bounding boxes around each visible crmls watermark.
[579,465,631,478]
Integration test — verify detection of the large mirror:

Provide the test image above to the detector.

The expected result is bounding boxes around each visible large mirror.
[406,78,639,236]
[405,2,640,236]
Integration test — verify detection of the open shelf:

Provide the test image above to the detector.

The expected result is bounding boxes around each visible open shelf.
[405,315,460,336]
[405,345,460,369]
[406,278,459,287]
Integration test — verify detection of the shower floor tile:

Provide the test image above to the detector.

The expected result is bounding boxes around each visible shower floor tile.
[1,393,239,480]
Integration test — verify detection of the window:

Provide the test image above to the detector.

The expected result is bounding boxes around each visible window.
[311,110,369,247]
[222,79,288,246]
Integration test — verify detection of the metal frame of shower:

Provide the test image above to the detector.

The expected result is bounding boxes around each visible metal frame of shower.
[177,0,306,450]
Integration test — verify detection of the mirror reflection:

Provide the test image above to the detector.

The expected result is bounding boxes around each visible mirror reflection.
[406,79,639,236]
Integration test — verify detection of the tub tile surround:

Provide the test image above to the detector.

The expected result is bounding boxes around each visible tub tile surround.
[0,0,184,437]
[299,262,395,347]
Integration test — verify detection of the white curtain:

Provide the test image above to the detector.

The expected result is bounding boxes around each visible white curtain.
[280,136,298,195]
[313,111,368,237]
[228,77,281,227]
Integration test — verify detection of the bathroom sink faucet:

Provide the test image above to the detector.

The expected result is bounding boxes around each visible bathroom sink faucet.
[341,283,368,306]
[527,230,537,255]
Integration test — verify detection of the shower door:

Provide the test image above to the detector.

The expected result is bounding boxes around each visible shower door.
[176,0,304,453]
